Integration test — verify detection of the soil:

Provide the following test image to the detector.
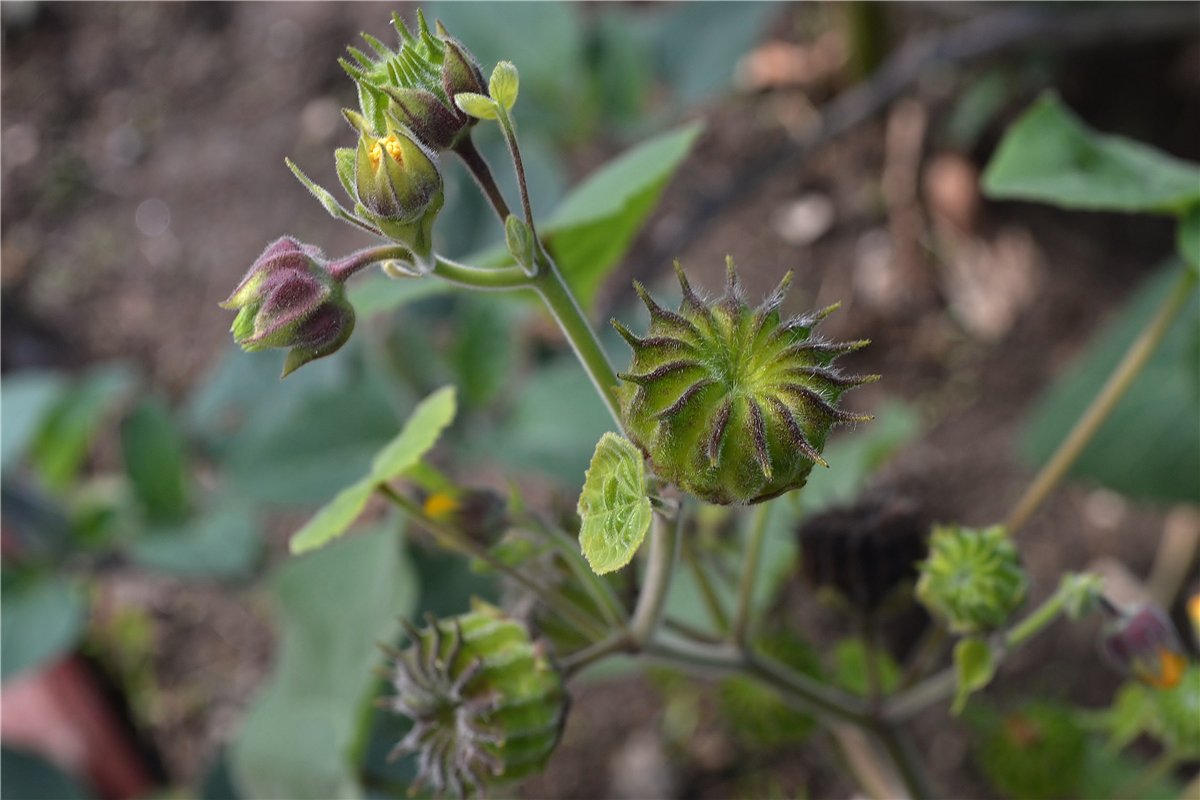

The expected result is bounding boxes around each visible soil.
[3,3,1198,799]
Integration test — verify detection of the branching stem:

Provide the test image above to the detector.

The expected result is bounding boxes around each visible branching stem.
[733,500,771,645]
[629,509,681,646]
[452,133,512,222]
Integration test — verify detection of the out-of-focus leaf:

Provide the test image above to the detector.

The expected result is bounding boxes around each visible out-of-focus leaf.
[832,638,900,697]
[1179,204,1200,271]
[451,297,521,408]
[1,748,91,800]
[577,433,651,575]
[478,358,616,483]
[545,122,703,309]
[1022,263,1199,504]
[648,3,778,106]
[232,524,415,800]
[982,92,1200,215]
[121,397,189,525]
[290,387,456,554]
[348,278,451,319]
[29,366,134,491]
[973,702,1089,800]
[952,637,996,715]
[130,505,261,579]
[1,574,86,681]
[0,371,66,472]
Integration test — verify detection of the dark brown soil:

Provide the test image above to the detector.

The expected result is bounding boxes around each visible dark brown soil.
[3,3,1198,798]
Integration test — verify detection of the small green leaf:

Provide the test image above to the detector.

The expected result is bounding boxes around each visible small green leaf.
[368,385,456,481]
[577,432,651,575]
[1,575,87,681]
[454,92,498,120]
[288,386,456,555]
[832,638,901,697]
[1179,204,1200,272]
[30,366,134,491]
[489,61,519,110]
[286,158,379,235]
[121,398,189,525]
[288,479,374,555]
[953,637,996,715]
[982,92,1200,215]
[504,214,535,272]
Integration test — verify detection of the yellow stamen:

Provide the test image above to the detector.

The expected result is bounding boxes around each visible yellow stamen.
[423,491,460,521]
[368,134,405,170]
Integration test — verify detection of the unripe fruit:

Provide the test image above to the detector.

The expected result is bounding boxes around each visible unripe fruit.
[614,257,875,505]
[916,525,1028,634]
[384,603,567,798]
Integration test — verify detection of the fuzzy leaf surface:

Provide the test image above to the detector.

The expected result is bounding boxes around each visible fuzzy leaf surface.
[577,432,651,575]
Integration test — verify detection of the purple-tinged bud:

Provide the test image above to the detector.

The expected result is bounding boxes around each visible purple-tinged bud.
[381,85,463,151]
[438,28,488,118]
[1102,604,1188,689]
[220,237,356,377]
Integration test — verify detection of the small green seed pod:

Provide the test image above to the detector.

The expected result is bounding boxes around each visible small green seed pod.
[384,602,567,798]
[916,525,1028,634]
[614,257,876,505]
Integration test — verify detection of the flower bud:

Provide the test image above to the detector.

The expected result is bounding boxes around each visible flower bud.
[1101,604,1188,689]
[614,257,876,505]
[340,11,488,153]
[221,237,356,376]
[348,112,443,226]
[384,603,567,797]
[916,524,1028,634]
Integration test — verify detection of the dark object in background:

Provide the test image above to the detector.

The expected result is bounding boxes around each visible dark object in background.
[797,492,928,614]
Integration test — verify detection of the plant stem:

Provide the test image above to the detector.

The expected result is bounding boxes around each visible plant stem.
[561,633,631,677]
[495,106,537,238]
[522,512,627,628]
[531,252,624,427]
[682,539,730,634]
[885,667,956,722]
[732,500,772,646]
[1005,268,1197,534]
[870,718,933,800]
[452,134,512,222]
[1005,587,1068,649]
[629,510,681,646]
[377,484,609,641]
[431,254,531,291]
[645,634,871,724]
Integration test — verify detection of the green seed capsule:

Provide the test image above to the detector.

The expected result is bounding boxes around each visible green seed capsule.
[384,602,567,798]
[614,257,876,505]
[916,524,1028,634]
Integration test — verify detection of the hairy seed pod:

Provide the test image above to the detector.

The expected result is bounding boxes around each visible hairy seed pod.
[383,603,567,798]
[614,257,876,505]
[916,524,1028,634]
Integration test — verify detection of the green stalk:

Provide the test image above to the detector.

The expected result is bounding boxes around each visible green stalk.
[682,539,730,633]
[1005,268,1197,534]
[629,510,681,646]
[732,500,772,645]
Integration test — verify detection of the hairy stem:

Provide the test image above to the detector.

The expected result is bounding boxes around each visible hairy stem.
[452,133,512,222]
[1005,268,1197,534]
[496,106,537,238]
[532,251,624,427]
[431,254,531,291]
[733,501,772,645]
[629,510,682,646]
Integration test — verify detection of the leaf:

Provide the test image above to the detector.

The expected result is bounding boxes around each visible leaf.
[454,92,498,120]
[29,366,134,491]
[544,122,702,309]
[232,525,415,800]
[831,638,900,697]
[953,637,996,715]
[1,575,87,681]
[130,505,261,579]
[0,371,66,472]
[1022,263,1199,503]
[289,386,456,554]
[489,61,519,110]
[1179,204,1200,271]
[1,749,91,800]
[288,479,375,556]
[121,397,190,525]
[347,277,451,318]
[577,432,651,575]
[368,386,457,481]
[982,92,1200,215]
[286,158,379,235]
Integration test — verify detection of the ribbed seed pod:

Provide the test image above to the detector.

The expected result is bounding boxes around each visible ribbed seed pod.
[916,525,1028,634]
[383,603,567,798]
[614,257,876,505]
